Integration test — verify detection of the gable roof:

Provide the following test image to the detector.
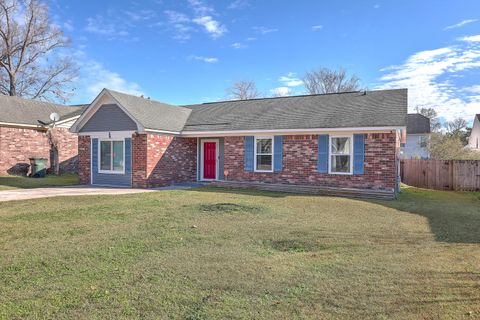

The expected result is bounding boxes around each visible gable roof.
[0,94,86,127]
[73,88,407,134]
[182,89,407,132]
[407,113,431,134]
[106,89,191,132]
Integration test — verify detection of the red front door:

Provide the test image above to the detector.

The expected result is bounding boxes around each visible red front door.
[203,142,216,179]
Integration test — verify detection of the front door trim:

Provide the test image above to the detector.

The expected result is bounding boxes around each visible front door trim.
[200,139,219,181]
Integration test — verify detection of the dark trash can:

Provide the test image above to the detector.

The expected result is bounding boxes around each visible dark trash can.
[29,157,48,178]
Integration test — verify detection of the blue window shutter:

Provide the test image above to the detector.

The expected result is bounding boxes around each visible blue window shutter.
[353,134,365,174]
[273,136,283,172]
[317,135,329,173]
[244,136,254,171]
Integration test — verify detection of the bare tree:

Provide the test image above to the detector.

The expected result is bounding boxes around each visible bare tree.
[445,117,467,136]
[226,80,262,100]
[0,0,77,102]
[302,67,361,94]
[415,106,441,132]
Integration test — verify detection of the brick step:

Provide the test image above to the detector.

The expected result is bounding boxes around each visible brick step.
[209,181,395,200]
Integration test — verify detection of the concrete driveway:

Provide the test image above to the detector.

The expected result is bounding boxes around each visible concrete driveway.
[0,185,156,202]
[0,183,205,202]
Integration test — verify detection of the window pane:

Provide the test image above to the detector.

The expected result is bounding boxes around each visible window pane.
[113,141,124,171]
[331,137,350,154]
[256,155,272,171]
[100,141,111,170]
[331,155,350,173]
[256,139,272,154]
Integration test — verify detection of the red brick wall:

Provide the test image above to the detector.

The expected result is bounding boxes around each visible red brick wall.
[78,136,91,184]
[223,133,398,190]
[132,133,197,188]
[52,127,80,173]
[132,133,148,188]
[0,126,79,175]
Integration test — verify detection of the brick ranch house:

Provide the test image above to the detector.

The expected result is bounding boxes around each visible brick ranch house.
[70,88,407,198]
[0,95,85,175]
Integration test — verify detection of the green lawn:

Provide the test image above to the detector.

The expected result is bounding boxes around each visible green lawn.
[0,174,79,190]
[0,186,479,319]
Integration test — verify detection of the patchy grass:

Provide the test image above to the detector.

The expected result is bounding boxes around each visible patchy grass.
[0,174,79,190]
[0,186,479,319]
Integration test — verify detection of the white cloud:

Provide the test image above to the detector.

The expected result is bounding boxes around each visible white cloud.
[373,4,380,9]
[253,26,278,35]
[85,15,129,37]
[279,72,303,87]
[84,62,144,97]
[228,0,248,10]
[193,16,227,38]
[190,55,218,63]
[231,42,247,49]
[63,20,74,31]
[459,34,480,42]
[377,37,480,122]
[70,50,144,103]
[270,87,291,97]
[85,8,158,40]
[162,1,227,40]
[444,19,477,31]
[164,10,193,41]
[188,0,215,16]
[246,37,256,41]
[311,25,323,31]
[124,9,156,22]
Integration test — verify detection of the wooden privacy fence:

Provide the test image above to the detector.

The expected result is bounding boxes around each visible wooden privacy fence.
[400,159,480,191]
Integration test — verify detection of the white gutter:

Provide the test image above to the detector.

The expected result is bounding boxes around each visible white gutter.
[0,121,46,129]
[178,126,406,137]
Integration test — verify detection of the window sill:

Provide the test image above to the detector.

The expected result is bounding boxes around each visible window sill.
[98,170,125,175]
[254,170,274,173]
[328,171,353,175]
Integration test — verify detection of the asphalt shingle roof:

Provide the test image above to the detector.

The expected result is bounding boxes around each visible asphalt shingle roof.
[406,113,431,134]
[107,89,191,132]
[0,94,86,126]
[181,89,407,132]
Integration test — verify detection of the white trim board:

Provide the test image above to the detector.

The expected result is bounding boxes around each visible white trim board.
[328,134,354,175]
[180,126,405,137]
[97,138,126,175]
[254,135,274,173]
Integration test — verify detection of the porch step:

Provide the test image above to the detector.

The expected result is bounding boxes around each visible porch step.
[209,181,396,200]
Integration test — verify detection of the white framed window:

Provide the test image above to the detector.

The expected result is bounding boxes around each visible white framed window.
[254,136,274,172]
[98,139,125,174]
[329,135,353,174]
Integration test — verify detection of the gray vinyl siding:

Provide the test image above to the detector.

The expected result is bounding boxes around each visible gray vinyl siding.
[198,138,224,180]
[92,138,132,187]
[80,104,138,132]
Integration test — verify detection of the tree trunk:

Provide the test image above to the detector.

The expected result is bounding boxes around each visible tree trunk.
[8,73,16,96]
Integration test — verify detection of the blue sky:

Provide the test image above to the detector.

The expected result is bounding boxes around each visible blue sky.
[49,0,480,123]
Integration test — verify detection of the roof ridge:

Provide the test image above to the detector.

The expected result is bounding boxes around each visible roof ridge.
[183,88,407,106]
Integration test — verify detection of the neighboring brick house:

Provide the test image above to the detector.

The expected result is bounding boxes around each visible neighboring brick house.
[71,88,407,197]
[0,95,86,175]
[401,113,431,159]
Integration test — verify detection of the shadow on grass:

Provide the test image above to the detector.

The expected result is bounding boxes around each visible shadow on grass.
[372,186,480,244]
[189,186,300,198]
[192,185,480,244]
[0,174,79,190]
